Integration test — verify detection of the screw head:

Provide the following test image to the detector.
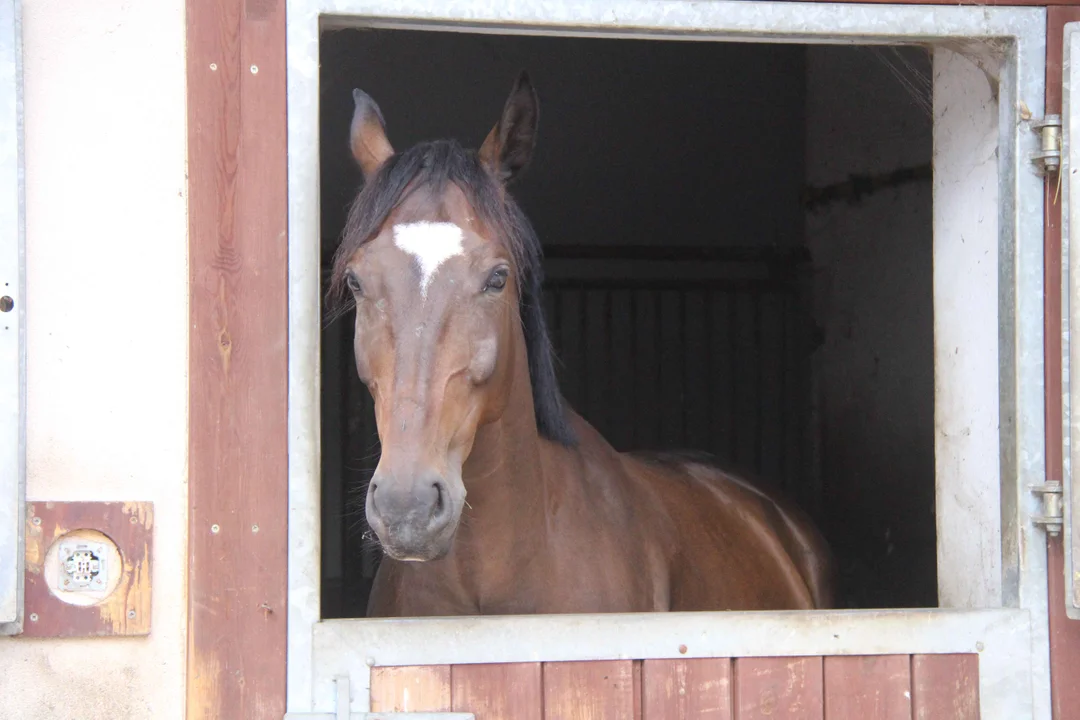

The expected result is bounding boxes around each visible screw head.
[209,63,217,71]
[250,64,258,74]
[31,517,41,526]
[127,609,136,619]
[210,524,220,534]
[678,644,688,654]
[29,613,38,622]
[251,524,259,533]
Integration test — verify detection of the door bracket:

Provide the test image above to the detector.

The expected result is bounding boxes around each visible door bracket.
[1030,482,1063,536]
[1031,114,1062,175]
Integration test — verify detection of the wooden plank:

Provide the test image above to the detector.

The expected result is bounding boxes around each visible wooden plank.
[911,654,979,720]
[185,0,289,715]
[451,663,542,720]
[642,658,732,719]
[543,660,636,720]
[822,655,911,720]
[733,657,823,719]
[371,666,452,712]
[1046,9,1080,720]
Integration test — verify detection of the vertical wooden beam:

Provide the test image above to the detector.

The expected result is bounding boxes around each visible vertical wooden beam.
[543,661,636,720]
[641,658,732,719]
[1047,10,1080,719]
[822,655,911,720]
[185,0,289,716]
[452,663,543,720]
[911,654,979,720]
[371,666,453,712]
[732,657,823,719]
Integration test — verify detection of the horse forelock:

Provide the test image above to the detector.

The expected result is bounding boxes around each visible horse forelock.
[328,139,577,447]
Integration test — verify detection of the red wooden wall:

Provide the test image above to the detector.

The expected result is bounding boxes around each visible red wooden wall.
[371,655,979,719]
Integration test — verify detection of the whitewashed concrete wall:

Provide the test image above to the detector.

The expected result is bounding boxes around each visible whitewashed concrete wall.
[0,1,188,718]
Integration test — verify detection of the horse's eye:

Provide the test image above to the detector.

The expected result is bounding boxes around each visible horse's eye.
[346,272,363,295]
[483,267,509,293]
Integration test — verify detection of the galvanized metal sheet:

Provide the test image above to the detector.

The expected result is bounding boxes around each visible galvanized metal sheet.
[1065,20,1080,621]
[0,0,24,635]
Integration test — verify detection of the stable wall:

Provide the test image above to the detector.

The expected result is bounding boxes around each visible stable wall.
[0,1,189,718]
[804,45,936,607]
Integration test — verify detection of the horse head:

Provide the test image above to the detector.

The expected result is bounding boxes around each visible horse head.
[328,72,574,562]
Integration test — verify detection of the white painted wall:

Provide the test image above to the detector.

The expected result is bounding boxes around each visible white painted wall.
[0,0,188,718]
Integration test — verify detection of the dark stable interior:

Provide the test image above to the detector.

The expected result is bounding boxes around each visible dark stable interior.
[317,27,936,618]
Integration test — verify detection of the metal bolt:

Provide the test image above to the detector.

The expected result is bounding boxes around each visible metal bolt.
[365,657,376,667]
[31,517,41,526]
[678,644,688,655]
[29,613,38,622]
[251,524,259,533]
[127,610,136,619]
[250,64,258,75]
[210,524,220,534]
[209,63,217,71]
[130,515,138,524]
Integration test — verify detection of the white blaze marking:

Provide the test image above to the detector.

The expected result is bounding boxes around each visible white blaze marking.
[392,221,464,298]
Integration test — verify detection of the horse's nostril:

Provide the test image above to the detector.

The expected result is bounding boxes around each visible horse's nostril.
[433,482,445,515]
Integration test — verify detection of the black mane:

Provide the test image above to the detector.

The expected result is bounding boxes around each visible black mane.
[327,138,577,446]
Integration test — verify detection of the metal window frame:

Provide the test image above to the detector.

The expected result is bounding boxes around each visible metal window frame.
[284,1,1050,717]
[0,0,24,637]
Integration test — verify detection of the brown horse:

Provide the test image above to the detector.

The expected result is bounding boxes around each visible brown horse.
[328,72,837,617]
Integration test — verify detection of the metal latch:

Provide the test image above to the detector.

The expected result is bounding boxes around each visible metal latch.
[1031,114,1063,175]
[1030,482,1064,536]
[282,676,476,720]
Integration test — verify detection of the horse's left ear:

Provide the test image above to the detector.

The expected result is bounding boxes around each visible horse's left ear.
[350,88,395,180]
[479,71,539,184]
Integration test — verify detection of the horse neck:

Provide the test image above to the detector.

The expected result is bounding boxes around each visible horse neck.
[458,325,549,546]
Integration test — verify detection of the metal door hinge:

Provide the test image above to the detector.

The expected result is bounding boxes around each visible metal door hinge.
[1030,482,1063,535]
[282,676,476,720]
[1031,114,1063,175]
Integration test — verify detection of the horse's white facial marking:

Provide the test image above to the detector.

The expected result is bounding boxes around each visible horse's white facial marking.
[392,221,465,299]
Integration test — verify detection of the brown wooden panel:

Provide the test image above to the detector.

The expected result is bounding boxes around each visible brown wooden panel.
[733,657,823,719]
[22,501,153,637]
[543,660,636,720]
[911,654,979,720]
[642,658,732,719]
[1046,9,1080,720]
[451,663,542,720]
[371,666,452,712]
[185,0,289,716]
[823,655,911,720]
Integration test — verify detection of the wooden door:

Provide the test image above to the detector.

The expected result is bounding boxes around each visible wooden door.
[369,655,980,719]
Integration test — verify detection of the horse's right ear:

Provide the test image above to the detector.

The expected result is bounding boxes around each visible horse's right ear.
[350,88,394,180]
[479,71,539,184]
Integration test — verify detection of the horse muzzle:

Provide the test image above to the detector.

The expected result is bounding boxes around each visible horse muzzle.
[365,471,460,561]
